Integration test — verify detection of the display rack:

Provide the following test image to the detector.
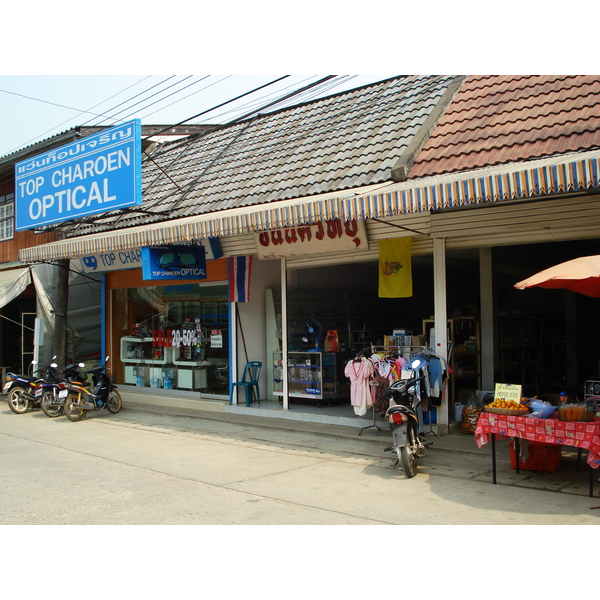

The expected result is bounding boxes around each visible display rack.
[120,336,210,389]
[273,351,338,407]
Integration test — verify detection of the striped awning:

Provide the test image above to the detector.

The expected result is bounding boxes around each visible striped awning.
[19,149,600,263]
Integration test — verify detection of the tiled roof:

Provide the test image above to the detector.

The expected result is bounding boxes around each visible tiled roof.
[69,75,462,236]
[408,75,600,178]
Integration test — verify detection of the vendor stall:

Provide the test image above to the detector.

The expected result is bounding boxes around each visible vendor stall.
[475,411,600,496]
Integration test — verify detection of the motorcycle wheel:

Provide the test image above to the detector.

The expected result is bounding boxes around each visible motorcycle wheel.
[64,394,85,422]
[105,389,122,414]
[400,423,418,478]
[8,387,31,414]
[41,390,62,418]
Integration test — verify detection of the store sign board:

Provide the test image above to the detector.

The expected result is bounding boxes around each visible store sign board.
[78,238,222,273]
[253,218,369,259]
[15,120,142,231]
[141,244,207,281]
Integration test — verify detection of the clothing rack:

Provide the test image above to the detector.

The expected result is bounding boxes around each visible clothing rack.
[359,382,384,436]
[359,344,438,436]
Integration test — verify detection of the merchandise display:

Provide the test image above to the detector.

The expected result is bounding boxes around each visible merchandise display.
[558,403,595,422]
[114,283,229,393]
[273,352,338,406]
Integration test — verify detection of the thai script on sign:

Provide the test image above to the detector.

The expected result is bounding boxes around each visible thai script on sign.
[16,126,135,174]
[255,219,369,259]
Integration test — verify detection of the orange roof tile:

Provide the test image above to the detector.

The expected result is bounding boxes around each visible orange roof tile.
[408,75,600,178]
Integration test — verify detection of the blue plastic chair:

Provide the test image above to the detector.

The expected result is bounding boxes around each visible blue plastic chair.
[230,361,262,406]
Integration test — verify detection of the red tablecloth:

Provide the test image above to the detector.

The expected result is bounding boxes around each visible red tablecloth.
[475,412,600,468]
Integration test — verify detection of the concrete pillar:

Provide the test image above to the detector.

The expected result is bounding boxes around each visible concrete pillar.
[479,247,495,391]
[433,238,448,431]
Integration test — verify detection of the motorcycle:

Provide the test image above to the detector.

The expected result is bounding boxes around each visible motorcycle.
[61,357,122,421]
[383,359,432,477]
[3,359,60,414]
[39,361,88,418]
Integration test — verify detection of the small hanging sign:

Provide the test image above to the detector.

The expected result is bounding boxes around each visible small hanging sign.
[210,329,223,348]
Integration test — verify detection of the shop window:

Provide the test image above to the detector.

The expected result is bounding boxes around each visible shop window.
[112,283,229,395]
[0,194,14,241]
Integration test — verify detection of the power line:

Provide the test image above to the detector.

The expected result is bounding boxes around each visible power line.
[80,76,182,127]
[143,75,292,141]
[86,76,202,126]
[0,76,162,155]
[113,76,213,125]
[139,76,232,120]
[35,76,154,136]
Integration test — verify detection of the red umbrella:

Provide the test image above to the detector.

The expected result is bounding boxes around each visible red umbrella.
[514,255,600,298]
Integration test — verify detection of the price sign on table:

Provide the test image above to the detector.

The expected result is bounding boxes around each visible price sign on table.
[494,383,522,402]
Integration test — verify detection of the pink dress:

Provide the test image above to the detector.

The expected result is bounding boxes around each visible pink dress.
[344,358,374,416]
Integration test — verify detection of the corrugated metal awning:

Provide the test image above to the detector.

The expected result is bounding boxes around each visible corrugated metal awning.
[19,149,600,263]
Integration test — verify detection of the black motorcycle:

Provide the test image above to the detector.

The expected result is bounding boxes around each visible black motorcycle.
[384,359,432,477]
[61,357,122,421]
[3,360,60,414]
[39,361,88,418]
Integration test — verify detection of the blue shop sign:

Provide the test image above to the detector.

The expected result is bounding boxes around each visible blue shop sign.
[15,120,142,231]
[141,244,208,281]
[79,238,222,273]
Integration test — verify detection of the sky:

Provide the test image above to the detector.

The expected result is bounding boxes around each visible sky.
[3,1,594,161]
[0,75,396,158]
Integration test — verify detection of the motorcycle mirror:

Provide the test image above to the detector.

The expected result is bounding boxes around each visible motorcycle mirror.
[411,358,422,369]
[78,362,85,368]
[50,363,58,368]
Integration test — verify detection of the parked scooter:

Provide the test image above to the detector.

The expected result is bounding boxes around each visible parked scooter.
[383,359,432,477]
[61,357,122,421]
[3,359,60,414]
[39,361,88,418]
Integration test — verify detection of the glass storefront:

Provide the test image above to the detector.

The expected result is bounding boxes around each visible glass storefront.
[112,282,229,395]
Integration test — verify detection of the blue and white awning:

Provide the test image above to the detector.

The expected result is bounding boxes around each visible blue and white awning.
[19,149,600,263]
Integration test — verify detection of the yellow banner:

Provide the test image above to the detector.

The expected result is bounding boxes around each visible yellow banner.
[378,238,412,298]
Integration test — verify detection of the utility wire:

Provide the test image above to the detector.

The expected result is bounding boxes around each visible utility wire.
[115,76,212,125]
[86,76,202,127]
[9,76,155,148]
[78,76,177,127]
[139,76,232,120]
[0,76,170,155]
[141,75,291,140]
[203,75,356,125]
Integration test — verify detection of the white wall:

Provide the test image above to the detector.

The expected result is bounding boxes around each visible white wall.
[232,258,280,402]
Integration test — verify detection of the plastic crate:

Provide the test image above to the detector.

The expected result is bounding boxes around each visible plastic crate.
[508,441,561,473]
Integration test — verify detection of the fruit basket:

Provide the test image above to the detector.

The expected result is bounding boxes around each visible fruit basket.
[484,406,529,416]
[484,398,530,416]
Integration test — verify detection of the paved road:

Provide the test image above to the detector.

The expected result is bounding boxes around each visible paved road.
[1,404,599,525]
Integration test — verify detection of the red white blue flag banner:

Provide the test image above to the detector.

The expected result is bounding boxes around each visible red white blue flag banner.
[229,256,253,302]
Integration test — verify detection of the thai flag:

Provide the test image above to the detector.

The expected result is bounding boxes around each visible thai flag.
[229,256,253,302]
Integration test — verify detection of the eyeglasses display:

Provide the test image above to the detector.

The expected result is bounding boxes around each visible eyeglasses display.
[113,283,229,395]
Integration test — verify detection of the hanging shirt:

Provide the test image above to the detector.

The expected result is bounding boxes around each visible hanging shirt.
[344,358,374,416]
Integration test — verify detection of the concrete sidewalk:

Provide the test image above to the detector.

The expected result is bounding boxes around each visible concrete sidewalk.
[119,391,600,500]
